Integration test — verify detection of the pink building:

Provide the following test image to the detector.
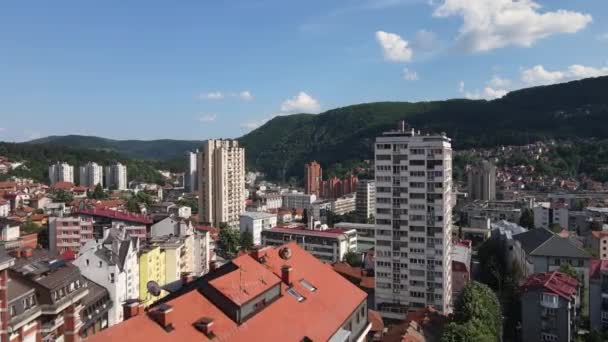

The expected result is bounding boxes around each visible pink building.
[49,216,95,254]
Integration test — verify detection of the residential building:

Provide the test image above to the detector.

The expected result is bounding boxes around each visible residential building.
[282,191,316,210]
[80,278,112,339]
[520,271,579,342]
[186,150,198,193]
[304,160,322,196]
[321,174,359,199]
[460,200,524,225]
[334,222,376,252]
[451,240,472,301]
[104,163,128,190]
[88,242,371,342]
[382,306,448,342]
[239,211,277,245]
[589,259,608,331]
[111,222,147,240]
[374,124,453,318]
[356,180,376,222]
[79,162,104,188]
[513,228,591,287]
[332,193,356,215]
[192,228,211,276]
[48,162,74,185]
[0,199,11,217]
[6,250,90,342]
[149,236,187,284]
[48,216,95,255]
[261,223,357,263]
[534,202,570,230]
[466,160,496,201]
[588,231,608,260]
[138,244,167,306]
[197,139,245,228]
[253,192,282,211]
[76,207,152,238]
[73,228,140,326]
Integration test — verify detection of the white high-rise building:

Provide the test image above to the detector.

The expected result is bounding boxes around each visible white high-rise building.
[48,162,74,185]
[197,140,245,228]
[374,124,453,319]
[105,162,128,190]
[356,180,376,222]
[79,162,104,188]
[186,150,198,193]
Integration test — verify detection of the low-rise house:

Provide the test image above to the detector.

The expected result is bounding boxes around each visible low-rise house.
[239,211,277,245]
[382,306,447,342]
[587,231,608,260]
[79,278,112,339]
[520,271,579,342]
[0,199,10,217]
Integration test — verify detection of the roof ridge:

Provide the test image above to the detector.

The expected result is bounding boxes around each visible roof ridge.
[528,229,555,254]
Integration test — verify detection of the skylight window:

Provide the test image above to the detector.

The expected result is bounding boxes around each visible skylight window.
[287,287,305,302]
[299,279,317,292]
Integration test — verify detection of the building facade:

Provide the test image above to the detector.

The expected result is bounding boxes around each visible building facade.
[282,192,316,210]
[79,162,104,188]
[186,150,198,193]
[534,203,569,230]
[356,180,376,222]
[374,125,453,318]
[48,162,74,185]
[197,140,245,228]
[48,216,95,255]
[304,160,322,196]
[466,160,496,201]
[239,211,277,245]
[590,259,608,332]
[104,163,128,190]
[138,245,167,306]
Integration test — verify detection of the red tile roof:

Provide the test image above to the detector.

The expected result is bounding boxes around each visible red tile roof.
[382,306,447,342]
[76,207,153,224]
[590,259,608,278]
[51,181,75,190]
[88,242,368,342]
[520,271,578,300]
[368,309,384,333]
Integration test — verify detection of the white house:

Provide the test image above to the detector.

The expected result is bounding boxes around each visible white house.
[0,199,10,217]
[73,227,140,326]
[239,211,278,245]
[151,216,193,237]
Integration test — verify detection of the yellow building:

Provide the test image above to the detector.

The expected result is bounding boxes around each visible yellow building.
[138,244,167,306]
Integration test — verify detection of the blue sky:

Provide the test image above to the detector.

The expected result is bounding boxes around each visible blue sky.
[1,0,607,142]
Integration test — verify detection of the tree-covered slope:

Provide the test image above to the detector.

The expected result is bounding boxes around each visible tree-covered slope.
[239,76,608,180]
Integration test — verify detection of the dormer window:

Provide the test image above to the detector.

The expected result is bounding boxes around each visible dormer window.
[287,288,305,302]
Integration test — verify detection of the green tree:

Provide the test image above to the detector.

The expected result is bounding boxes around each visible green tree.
[550,223,564,233]
[519,208,535,229]
[441,319,495,342]
[240,231,254,250]
[559,262,579,279]
[20,218,40,235]
[453,281,502,340]
[89,183,108,199]
[50,189,73,203]
[218,225,241,257]
[126,198,140,213]
[344,251,363,267]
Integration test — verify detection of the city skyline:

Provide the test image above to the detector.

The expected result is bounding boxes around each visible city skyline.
[1,0,607,142]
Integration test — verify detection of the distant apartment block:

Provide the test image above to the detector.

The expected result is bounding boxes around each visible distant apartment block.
[186,150,198,193]
[356,180,376,222]
[590,259,608,332]
[48,162,74,185]
[239,211,277,245]
[49,216,95,255]
[104,162,128,190]
[332,193,357,215]
[79,162,104,188]
[321,174,358,199]
[334,222,376,252]
[197,139,245,228]
[466,160,496,201]
[534,202,569,230]
[305,160,322,196]
[282,191,316,210]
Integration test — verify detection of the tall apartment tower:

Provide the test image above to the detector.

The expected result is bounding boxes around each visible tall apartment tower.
[186,150,199,193]
[105,162,128,190]
[374,124,453,319]
[48,162,74,185]
[197,140,245,228]
[467,160,496,201]
[356,180,376,222]
[79,162,104,188]
[304,161,322,196]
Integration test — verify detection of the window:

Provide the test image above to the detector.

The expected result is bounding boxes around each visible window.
[541,333,557,342]
[110,273,115,283]
[98,261,103,268]
[299,279,317,292]
[541,293,559,309]
[287,288,305,302]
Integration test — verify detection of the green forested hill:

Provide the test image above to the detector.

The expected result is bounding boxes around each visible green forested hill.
[239,76,608,180]
[16,76,608,181]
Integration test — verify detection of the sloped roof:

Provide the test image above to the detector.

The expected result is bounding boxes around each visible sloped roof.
[514,228,589,259]
[520,271,578,300]
[513,228,554,254]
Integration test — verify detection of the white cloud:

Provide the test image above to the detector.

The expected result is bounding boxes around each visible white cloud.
[521,64,608,86]
[488,76,511,88]
[433,0,592,52]
[375,30,413,62]
[459,80,507,100]
[599,33,608,44]
[197,114,217,123]
[483,87,508,99]
[238,90,254,101]
[458,80,465,93]
[403,68,419,81]
[198,91,224,100]
[280,92,321,113]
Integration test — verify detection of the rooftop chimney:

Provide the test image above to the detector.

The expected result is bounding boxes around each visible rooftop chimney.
[281,265,293,285]
[123,299,141,320]
[210,261,219,271]
[149,304,174,332]
[194,317,215,338]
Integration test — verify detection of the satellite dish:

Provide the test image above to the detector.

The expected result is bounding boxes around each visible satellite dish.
[147,281,162,297]
[279,247,292,260]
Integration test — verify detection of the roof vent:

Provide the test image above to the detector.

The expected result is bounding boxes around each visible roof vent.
[279,247,292,260]
[193,317,216,339]
[149,303,174,332]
